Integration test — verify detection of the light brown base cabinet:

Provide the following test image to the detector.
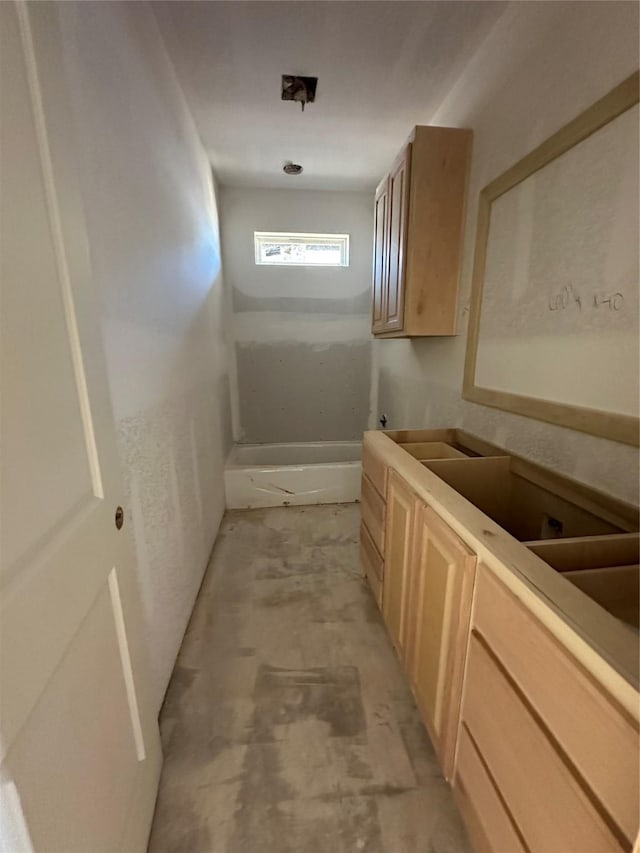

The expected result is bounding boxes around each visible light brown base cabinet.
[408,505,476,779]
[382,470,416,655]
[360,428,640,853]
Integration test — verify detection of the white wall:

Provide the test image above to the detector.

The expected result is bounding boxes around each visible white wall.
[57,1,233,712]
[221,187,374,443]
[375,0,640,505]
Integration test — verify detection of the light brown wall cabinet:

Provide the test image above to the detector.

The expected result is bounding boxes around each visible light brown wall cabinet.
[371,126,472,337]
[360,428,640,852]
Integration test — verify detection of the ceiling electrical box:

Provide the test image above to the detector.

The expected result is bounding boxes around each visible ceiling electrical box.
[281,75,317,111]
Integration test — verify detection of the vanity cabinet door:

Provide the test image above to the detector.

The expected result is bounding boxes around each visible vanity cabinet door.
[408,505,476,779]
[382,470,418,655]
[372,176,389,334]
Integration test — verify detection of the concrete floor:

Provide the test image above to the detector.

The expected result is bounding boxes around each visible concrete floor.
[148,504,471,853]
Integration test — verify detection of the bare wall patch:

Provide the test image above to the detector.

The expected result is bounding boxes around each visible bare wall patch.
[236,342,371,443]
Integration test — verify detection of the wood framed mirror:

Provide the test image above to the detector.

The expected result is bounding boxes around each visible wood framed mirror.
[463,73,639,447]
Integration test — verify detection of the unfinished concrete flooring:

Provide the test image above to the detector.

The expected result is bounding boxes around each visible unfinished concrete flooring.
[148,505,471,853]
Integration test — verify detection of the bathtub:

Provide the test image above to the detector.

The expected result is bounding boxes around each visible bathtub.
[224,441,362,509]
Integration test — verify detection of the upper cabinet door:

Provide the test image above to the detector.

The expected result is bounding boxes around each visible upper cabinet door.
[370,126,471,338]
[384,144,411,332]
[408,505,476,779]
[372,177,389,334]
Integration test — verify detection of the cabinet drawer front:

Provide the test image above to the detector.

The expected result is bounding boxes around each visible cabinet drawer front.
[360,522,383,584]
[361,474,385,553]
[474,568,639,843]
[361,523,383,610]
[362,444,387,498]
[366,562,382,608]
[463,634,621,853]
[454,726,526,853]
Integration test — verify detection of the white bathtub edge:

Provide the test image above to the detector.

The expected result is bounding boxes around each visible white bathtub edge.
[224,460,362,509]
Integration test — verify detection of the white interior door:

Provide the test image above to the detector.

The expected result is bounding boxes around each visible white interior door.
[0,3,162,851]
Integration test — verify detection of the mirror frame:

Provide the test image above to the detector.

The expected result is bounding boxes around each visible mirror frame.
[462,72,639,447]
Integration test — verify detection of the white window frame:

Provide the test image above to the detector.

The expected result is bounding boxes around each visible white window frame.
[254,231,350,267]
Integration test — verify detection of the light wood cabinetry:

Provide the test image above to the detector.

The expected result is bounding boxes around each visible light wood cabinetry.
[360,428,640,853]
[360,443,387,607]
[382,470,417,653]
[371,126,472,338]
[360,474,385,554]
[460,632,622,853]
[455,725,527,853]
[364,453,478,782]
[360,522,383,608]
[407,506,476,779]
[362,443,388,498]
[462,567,639,849]
[384,147,411,332]
[371,178,388,332]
